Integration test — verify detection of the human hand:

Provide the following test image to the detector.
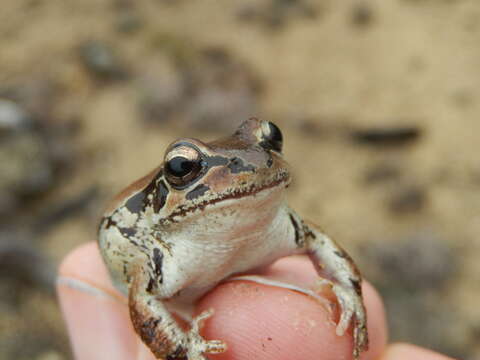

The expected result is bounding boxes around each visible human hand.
[57,242,454,360]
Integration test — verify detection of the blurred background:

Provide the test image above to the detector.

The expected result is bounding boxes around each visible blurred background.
[1,0,479,359]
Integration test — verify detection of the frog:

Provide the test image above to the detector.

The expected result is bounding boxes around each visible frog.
[98,118,368,360]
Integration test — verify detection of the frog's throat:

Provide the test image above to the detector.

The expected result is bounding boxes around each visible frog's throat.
[162,171,289,224]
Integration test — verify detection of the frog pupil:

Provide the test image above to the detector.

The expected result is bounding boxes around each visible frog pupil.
[167,156,194,177]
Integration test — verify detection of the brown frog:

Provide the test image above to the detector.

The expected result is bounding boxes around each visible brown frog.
[98,118,368,359]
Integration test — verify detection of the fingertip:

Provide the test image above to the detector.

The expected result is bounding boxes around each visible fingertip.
[198,274,387,360]
[382,343,457,360]
[57,242,141,360]
[58,242,111,287]
[199,280,345,360]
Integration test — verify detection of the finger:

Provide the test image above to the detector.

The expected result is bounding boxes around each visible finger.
[382,343,457,360]
[56,242,156,360]
[58,244,387,360]
[197,256,387,360]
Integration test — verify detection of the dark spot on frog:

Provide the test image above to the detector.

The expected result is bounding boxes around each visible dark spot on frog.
[125,191,146,213]
[266,155,273,167]
[141,317,160,341]
[146,277,156,293]
[303,223,316,240]
[124,171,166,213]
[335,249,354,263]
[152,248,164,282]
[166,346,188,360]
[350,278,362,295]
[120,227,136,238]
[228,157,256,173]
[204,155,229,168]
[129,239,139,247]
[185,184,210,200]
[289,213,302,246]
[334,250,346,258]
[154,179,169,212]
[103,216,117,229]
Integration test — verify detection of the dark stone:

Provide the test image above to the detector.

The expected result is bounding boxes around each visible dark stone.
[363,163,401,185]
[78,41,128,80]
[351,2,374,28]
[389,186,426,214]
[350,126,421,146]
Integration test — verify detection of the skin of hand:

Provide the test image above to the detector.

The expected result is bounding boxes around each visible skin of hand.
[56,242,455,360]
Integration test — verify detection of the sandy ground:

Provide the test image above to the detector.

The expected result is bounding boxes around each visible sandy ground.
[1,0,479,359]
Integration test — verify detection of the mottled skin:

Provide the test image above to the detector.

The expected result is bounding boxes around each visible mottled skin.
[98,118,368,359]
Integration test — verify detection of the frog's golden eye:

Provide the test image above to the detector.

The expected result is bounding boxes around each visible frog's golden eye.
[164,146,203,188]
[260,121,283,153]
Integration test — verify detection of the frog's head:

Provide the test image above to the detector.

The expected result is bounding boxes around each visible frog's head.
[99,118,290,291]
[103,118,290,226]
[159,118,290,223]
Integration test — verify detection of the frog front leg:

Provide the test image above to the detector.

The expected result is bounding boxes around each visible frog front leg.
[290,211,369,359]
[129,267,227,360]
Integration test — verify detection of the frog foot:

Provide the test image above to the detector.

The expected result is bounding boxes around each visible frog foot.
[330,283,369,359]
[185,309,227,359]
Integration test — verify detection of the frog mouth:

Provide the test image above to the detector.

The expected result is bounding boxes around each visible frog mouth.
[163,170,290,223]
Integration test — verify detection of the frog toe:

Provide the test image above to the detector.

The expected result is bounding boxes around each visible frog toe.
[187,309,228,357]
[332,284,368,358]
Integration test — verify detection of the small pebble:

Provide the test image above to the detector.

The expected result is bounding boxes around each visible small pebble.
[364,162,401,185]
[388,185,426,214]
[351,125,421,146]
[78,41,127,80]
[351,2,374,28]
[116,12,143,34]
[0,99,31,132]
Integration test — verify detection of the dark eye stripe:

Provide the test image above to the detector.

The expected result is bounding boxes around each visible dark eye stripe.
[153,180,169,212]
[124,173,169,214]
[227,157,256,174]
[185,184,210,200]
[125,191,147,213]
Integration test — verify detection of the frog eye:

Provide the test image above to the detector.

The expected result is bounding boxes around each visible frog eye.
[164,146,203,187]
[260,121,283,153]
